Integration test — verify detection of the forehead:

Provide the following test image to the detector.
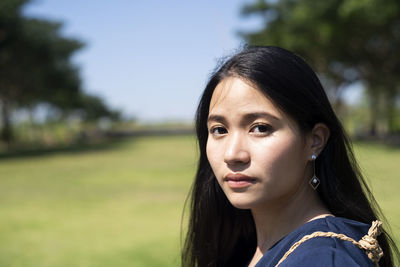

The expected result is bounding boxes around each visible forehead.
[209,77,280,116]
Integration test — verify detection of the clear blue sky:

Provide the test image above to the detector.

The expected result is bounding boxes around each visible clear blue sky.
[23,0,262,122]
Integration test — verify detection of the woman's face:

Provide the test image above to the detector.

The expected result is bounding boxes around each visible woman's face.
[206,77,313,210]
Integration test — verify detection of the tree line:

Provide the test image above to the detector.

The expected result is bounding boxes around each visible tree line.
[0,0,119,144]
[240,0,400,136]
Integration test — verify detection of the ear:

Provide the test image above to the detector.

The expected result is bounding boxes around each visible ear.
[307,123,330,157]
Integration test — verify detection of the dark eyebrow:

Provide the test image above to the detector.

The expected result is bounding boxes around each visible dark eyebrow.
[207,114,227,124]
[207,112,279,125]
[242,112,279,122]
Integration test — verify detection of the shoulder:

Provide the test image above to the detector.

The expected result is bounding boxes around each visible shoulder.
[278,231,374,267]
[256,217,374,267]
[278,248,373,266]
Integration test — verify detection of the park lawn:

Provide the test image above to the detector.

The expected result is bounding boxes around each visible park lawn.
[0,136,398,267]
[0,136,197,267]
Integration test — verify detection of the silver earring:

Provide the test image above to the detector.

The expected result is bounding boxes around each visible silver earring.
[309,154,320,190]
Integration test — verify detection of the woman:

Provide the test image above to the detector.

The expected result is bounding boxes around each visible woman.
[182,46,398,266]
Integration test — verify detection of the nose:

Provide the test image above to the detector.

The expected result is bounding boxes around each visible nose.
[224,132,250,165]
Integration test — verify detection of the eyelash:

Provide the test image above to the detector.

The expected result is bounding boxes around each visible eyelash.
[209,126,227,135]
[250,123,272,134]
[209,124,272,136]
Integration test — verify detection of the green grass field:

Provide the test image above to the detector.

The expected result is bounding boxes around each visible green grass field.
[0,136,398,267]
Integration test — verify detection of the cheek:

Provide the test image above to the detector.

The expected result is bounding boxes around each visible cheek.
[206,139,227,185]
[255,136,306,181]
[206,139,219,174]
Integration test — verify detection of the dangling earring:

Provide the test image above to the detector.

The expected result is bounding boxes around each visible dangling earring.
[309,154,320,190]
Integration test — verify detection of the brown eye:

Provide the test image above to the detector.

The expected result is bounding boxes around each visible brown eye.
[210,126,228,135]
[250,124,272,134]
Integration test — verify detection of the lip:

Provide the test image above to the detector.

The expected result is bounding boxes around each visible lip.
[224,173,256,188]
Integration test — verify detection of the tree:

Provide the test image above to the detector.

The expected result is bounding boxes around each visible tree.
[240,0,400,135]
[0,0,118,144]
[76,93,121,122]
[0,0,84,143]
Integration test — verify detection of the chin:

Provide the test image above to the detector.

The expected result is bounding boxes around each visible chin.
[227,195,257,210]
[231,203,252,210]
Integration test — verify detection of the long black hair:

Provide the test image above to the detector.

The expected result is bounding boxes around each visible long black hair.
[182,46,398,267]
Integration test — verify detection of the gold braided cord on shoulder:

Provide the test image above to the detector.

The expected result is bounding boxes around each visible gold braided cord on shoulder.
[275,220,383,267]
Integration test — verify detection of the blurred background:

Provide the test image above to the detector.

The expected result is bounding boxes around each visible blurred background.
[0,0,399,266]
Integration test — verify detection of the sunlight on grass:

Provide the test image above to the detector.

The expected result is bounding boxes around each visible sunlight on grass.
[0,136,197,267]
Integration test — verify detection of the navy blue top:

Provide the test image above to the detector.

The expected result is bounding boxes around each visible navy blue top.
[254,216,374,267]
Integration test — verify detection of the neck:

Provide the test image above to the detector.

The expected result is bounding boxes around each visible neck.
[248,183,331,266]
